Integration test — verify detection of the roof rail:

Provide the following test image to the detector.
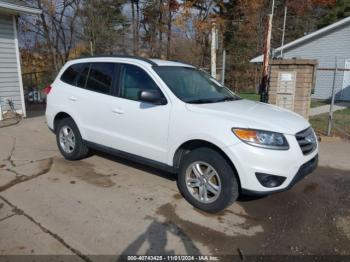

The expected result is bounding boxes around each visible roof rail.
[169,59,193,67]
[73,55,158,66]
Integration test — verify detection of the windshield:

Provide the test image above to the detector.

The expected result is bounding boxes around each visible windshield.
[154,66,241,104]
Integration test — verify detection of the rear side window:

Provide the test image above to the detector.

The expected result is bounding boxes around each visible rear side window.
[76,64,91,88]
[60,63,83,85]
[85,63,115,95]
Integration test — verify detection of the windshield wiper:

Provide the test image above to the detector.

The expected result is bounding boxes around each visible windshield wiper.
[187,95,241,104]
[187,98,218,104]
[214,96,237,102]
[187,96,240,104]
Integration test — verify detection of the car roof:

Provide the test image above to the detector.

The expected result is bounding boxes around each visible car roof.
[68,56,194,68]
[149,59,194,67]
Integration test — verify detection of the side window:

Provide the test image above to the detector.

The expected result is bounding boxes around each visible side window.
[60,64,83,85]
[85,63,115,95]
[76,63,90,88]
[119,64,160,101]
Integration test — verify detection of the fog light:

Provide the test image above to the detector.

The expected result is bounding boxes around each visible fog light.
[255,173,286,188]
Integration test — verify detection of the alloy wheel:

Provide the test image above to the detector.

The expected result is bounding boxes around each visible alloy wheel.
[185,161,222,204]
[59,125,76,154]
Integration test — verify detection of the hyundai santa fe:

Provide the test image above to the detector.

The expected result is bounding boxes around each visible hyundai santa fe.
[45,56,318,213]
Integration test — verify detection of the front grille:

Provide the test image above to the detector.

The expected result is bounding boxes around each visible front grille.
[295,127,317,155]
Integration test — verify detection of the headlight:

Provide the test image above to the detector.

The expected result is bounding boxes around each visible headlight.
[232,128,289,150]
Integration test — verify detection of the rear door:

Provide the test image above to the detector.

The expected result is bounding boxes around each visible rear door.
[72,62,121,146]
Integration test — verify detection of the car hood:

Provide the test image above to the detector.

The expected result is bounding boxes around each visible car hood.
[186,99,310,135]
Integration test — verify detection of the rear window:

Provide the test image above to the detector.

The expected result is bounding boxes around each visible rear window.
[60,63,84,85]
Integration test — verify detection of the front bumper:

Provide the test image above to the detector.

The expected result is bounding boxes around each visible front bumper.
[241,154,318,196]
[222,133,319,194]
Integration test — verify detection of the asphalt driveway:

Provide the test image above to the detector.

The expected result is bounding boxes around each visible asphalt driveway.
[0,116,349,261]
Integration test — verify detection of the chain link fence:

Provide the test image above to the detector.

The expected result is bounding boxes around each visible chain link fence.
[311,56,350,138]
[22,71,56,104]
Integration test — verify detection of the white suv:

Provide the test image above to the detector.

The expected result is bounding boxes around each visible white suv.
[45,56,318,213]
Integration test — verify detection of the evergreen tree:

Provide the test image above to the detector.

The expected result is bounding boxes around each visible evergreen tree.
[317,0,350,28]
[81,0,127,55]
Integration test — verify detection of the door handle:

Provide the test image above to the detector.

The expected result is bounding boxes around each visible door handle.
[112,108,124,114]
[68,96,77,101]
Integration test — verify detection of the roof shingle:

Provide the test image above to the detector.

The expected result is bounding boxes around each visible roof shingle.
[0,0,41,14]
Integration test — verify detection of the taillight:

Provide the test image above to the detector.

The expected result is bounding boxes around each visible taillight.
[43,85,52,95]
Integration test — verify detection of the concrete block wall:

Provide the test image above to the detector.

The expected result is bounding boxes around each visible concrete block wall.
[268,59,318,119]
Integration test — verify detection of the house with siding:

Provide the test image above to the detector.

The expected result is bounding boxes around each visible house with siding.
[0,0,41,120]
[251,16,350,101]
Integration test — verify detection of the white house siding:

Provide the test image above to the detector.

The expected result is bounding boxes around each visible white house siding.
[279,23,350,101]
[0,14,23,114]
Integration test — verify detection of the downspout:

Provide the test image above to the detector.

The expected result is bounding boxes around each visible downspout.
[13,15,27,118]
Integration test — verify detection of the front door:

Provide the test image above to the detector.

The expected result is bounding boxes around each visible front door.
[108,63,171,163]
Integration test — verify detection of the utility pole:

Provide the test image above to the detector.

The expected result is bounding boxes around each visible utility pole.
[281,6,287,58]
[259,0,275,103]
[90,40,94,56]
[211,21,217,79]
[260,15,273,103]
[221,49,226,85]
[328,57,338,136]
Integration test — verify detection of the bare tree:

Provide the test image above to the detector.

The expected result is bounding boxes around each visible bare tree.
[21,0,82,72]
[158,0,164,57]
[131,0,141,55]
[166,0,179,59]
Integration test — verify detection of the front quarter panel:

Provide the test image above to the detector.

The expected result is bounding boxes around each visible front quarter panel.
[167,103,242,166]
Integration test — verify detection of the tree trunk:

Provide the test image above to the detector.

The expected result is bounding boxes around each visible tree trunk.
[166,0,171,59]
[135,0,140,55]
[131,0,136,55]
[158,0,163,58]
[36,0,58,72]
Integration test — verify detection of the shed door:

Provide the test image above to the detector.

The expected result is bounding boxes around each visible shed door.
[341,59,350,101]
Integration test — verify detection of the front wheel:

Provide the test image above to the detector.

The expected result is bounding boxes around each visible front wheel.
[177,147,239,213]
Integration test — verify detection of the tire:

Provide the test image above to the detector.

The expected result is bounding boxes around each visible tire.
[56,118,89,160]
[177,147,239,213]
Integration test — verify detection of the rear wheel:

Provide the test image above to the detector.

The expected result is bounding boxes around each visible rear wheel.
[56,118,89,160]
[177,147,239,213]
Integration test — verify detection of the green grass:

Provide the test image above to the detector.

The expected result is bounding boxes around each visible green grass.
[238,93,260,101]
[236,93,349,137]
[310,108,350,137]
[310,99,329,108]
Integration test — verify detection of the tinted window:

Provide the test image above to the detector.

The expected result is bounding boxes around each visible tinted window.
[85,63,115,95]
[77,64,90,88]
[61,64,83,85]
[119,64,160,101]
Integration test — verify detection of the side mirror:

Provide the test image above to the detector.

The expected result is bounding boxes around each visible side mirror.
[138,90,167,105]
